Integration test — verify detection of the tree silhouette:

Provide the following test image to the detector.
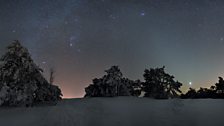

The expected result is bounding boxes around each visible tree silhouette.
[84,66,141,97]
[142,66,182,99]
[215,77,224,98]
[129,79,142,96]
[181,88,197,99]
[49,68,55,84]
[0,40,62,106]
[196,87,211,98]
[181,85,217,99]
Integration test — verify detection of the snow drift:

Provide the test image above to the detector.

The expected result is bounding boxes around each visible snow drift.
[0,97,224,126]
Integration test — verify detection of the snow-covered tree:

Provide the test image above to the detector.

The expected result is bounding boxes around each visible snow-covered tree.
[0,40,62,106]
[84,66,141,97]
[142,66,182,99]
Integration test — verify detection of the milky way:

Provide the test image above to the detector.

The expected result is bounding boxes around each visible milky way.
[1,0,224,98]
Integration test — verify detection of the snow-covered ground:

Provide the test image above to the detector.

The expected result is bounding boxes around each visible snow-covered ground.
[0,97,224,126]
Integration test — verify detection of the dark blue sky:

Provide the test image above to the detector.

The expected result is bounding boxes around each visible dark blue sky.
[1,0,224,98]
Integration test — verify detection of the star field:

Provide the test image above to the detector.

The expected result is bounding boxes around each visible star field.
[1,0,224,98]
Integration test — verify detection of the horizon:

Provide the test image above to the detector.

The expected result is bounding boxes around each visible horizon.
[0,42,220,98]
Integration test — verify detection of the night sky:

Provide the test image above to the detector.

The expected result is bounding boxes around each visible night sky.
[1,0,224,98]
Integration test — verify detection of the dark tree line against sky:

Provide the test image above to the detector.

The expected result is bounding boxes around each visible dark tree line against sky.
[0,40,224,107]
[85,66,224,99]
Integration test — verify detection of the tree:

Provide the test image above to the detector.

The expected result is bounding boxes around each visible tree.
[181,86,217,99]
[129,79,142,96]
[181,88,197,99]
[142,66,182,99]
[215,77,224,93]
[84,66,141,97]
[215,77,224,96]
[196,87,210,98]
[49,68,55,84]
[0,40,62,106]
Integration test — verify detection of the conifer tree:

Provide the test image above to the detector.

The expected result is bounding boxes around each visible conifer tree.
[0,40,62,106]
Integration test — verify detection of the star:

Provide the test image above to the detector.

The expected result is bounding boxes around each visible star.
[140,11,146,16]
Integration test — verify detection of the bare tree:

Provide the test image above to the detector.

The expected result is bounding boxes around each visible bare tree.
[49,68,55,84]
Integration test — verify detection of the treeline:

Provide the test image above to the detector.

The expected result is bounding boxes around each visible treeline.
[85,66,224,99]
[1,40,224,107]
[181,77,224,99]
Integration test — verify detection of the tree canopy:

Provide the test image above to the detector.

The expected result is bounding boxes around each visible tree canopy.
[0,40,62,106]
[142,66,182,99]
[182,77,224,99]
[84,66,141,97]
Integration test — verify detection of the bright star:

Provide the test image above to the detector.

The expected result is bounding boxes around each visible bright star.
[189,82,192,86]
[140,11,145,16]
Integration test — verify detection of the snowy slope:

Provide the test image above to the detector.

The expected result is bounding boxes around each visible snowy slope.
[0,97,224,126]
